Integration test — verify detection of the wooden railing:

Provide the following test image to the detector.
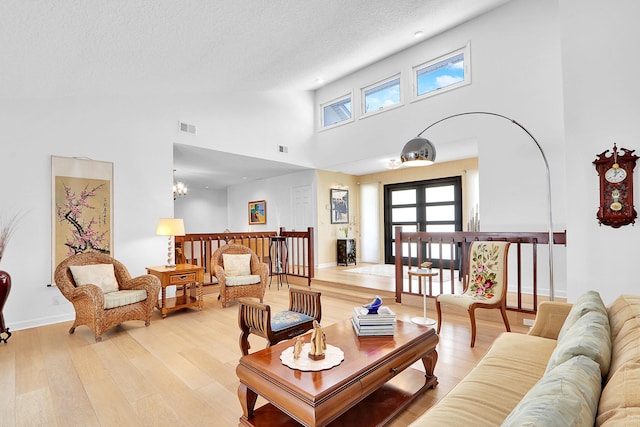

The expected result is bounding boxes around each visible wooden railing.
[394,229,567,313]
[175,227,315,286]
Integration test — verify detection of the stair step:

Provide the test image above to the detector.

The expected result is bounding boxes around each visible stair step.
[308,279,395,304]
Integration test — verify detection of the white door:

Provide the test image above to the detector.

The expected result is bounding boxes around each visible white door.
[292,185,312,231]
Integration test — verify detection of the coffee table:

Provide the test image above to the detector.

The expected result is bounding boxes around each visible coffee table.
[236,318,439,426]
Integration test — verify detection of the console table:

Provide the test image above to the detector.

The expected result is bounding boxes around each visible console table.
[337,238,356,266]
[146,264,204,318]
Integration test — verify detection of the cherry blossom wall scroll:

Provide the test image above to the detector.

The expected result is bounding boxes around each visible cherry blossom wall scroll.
[51,156,113,283]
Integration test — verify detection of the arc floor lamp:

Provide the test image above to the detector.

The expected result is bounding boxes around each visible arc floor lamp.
[400,111,555,301]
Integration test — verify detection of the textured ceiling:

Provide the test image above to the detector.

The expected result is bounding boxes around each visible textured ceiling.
[1,0,510,188]
[1,0,510,97]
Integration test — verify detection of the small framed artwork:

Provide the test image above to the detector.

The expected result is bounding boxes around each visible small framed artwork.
[248,200,267,225]
[330,189,349,224]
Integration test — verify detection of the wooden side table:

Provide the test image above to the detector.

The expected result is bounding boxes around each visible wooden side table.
[146,264,204,318]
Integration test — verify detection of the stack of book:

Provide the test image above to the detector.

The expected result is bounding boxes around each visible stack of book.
[351,306,396,336]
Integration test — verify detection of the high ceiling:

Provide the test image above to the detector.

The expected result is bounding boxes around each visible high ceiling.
[1,0,511,189]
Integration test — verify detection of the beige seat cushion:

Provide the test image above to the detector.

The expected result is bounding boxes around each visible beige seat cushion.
[69,264,119,294]
[103,289,147,309]
[412,333,557,427]
[222,254,252,276]
[225,275,261,286]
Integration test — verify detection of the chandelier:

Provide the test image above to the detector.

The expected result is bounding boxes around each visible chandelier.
[173,170,188,200]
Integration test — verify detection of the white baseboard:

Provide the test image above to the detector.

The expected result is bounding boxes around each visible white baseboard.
[9,312,75,332]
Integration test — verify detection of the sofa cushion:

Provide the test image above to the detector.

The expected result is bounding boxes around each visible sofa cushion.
[597,361,640,426]
[226,274,261,286]
[608,294,640,342]
[546,309,611,377]
[69,264,119,294]
[103,289,147,309]
[558,290,607,342]
[607,317,640,383]
[503,355,602,427]
[412,333,557,427]
[223,254,252,276]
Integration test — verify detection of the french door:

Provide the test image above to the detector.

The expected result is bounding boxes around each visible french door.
[384,176,462,268]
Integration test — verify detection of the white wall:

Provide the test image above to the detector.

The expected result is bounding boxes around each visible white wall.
[315,0,567,296]
[0,92,314,330]
[226,170,317,232]
[174,187,228,233]
[5,0,639,332]
[560,0,640,304]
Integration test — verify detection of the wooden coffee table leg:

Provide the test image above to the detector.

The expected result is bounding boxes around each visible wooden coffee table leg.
[238,383,258,421]
[421,349,439,389]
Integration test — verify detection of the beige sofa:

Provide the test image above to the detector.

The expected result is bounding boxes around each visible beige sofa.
[410,292,640,426]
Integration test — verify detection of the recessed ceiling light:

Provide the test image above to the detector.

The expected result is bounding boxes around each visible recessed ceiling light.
[315,77,325,85]
[414,31,424,39]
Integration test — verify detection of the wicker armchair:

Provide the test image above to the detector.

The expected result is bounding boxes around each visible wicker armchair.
[54,252,161,342]
[211,244,268,308]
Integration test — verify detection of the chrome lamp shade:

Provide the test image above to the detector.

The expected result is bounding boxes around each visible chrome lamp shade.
[400,137,436,166]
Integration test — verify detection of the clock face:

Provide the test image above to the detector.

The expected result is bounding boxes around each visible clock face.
[605,166,627,183]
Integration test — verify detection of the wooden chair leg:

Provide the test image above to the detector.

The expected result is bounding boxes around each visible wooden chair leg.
[436,299,443,334]
[500,305,511,332]
[469,308,477,348]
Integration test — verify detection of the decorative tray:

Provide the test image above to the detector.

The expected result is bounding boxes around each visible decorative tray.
[280,343,344,371]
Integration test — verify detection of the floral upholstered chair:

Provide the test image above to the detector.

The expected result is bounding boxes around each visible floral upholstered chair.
[238,287,322,355]
[212,244,268,308]
[436,241,511,347]
[54,252,161,342]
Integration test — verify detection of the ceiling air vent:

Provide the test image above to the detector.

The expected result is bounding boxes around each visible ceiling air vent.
[278,145,289,154]
[178,121,197,135]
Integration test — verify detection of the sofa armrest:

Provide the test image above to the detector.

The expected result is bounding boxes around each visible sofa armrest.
[527,301,573,340]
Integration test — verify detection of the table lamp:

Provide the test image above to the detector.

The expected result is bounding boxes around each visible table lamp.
[156,218,185,267]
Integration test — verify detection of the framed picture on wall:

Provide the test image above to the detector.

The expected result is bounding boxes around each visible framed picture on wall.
[330,188,349,224]
[248,200,267,225]
[51,155,113,284]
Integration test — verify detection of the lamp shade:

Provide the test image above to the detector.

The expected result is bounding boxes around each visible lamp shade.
[400,137,436,166]
[156,218,185,236]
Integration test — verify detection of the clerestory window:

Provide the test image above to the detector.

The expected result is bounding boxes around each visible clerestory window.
[361,74,402,116]
[321,94,353,129]
[413,44,470,100]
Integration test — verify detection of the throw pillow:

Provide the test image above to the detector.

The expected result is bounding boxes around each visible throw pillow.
[502,355,602,427]
[546,309,611,377]
[222,254,252,276]
[69,264,119,294]
[557,290,607,342]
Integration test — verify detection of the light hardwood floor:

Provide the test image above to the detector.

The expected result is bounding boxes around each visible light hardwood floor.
[0,267,528,427]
